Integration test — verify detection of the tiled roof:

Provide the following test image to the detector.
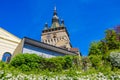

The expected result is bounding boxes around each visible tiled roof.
[69,48,79,52]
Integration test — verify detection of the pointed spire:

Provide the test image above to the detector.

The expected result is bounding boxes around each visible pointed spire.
[53,6,57,16]
[61,19,64,24]
[54,6,56,11]
[61,19,65,27]
[44,22,48,30]
[51,6,60,28]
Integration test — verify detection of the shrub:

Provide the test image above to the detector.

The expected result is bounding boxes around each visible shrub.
[10,53,42,71]
[63,55,73,69]
[89,55,103,70]
[10,53,81,72]
[105,30,120,50]
[82,57,90,71]
[41,55,77,72]
[109,52,120,69]
[43,58,63,72]
[0,61,8,69]
[19,64,31,71]
[72,56,82,70]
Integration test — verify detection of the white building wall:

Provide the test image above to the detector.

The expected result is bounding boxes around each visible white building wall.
[0,38,20,60]
[23,44,64,58]
[0,28,21,60]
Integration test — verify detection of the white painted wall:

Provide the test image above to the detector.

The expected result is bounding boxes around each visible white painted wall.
[23,44,64,58]
[0,28,21,60]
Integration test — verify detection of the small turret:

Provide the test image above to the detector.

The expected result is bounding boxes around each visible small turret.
[44,22,48,30]
[61,19,65,27]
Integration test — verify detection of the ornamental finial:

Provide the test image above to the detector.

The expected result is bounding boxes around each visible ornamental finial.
[54,6,56,11]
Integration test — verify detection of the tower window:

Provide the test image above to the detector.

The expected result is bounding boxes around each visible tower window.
[48,39,50,42]
[51,39,53,42]
[44,40,47,43]
[57,38,59,41]
[54,38,56,42]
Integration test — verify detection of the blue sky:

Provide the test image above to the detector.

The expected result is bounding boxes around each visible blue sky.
[0,0,120,56]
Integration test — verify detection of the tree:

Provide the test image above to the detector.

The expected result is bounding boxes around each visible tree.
[89,55,103,69]
[89,29,120,56]
[105,30,120,50]
[89,41,102,55]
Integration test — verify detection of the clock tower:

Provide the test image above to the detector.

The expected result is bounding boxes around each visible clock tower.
[41,7,72,49]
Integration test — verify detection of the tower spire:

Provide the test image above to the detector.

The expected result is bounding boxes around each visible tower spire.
[53,6,57,15]
[44,22,48,30]
[51,6,60,28]
[54,6,56,11]
[61,19,65,27]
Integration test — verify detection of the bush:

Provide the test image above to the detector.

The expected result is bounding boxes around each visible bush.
[19,64,31,71]
[10,53,81,72]
[10,53,42,71]
[64,55,73,69]
[43,58,63,72]
[89,41,103,55]
[82,57,90,71]
[109,52,120,69]
[89,55,103,70]
[41,55,75,72]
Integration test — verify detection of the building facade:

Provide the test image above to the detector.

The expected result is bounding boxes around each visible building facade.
[0,27,21,61]
[13,37,78,58]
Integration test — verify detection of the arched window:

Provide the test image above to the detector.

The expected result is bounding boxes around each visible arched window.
[2,52,12,62]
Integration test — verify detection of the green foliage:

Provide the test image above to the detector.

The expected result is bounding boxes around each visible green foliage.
[72,56,81,70]
[89,29,120,56]
[109,52,120,69]
[43,57,63,72]
[10,54,81,72]
[19,64,31,71]
[0,53,120,79]
[89,41,103,55]
[88,29,120,72]
[89,55,103,69]
[82,57,90,71]
[105,30,120,50]
[65,69,78,77]
[40,55,79,72]
[10,53,42,71]
[64,55,73,69]
[0,61,8,69]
